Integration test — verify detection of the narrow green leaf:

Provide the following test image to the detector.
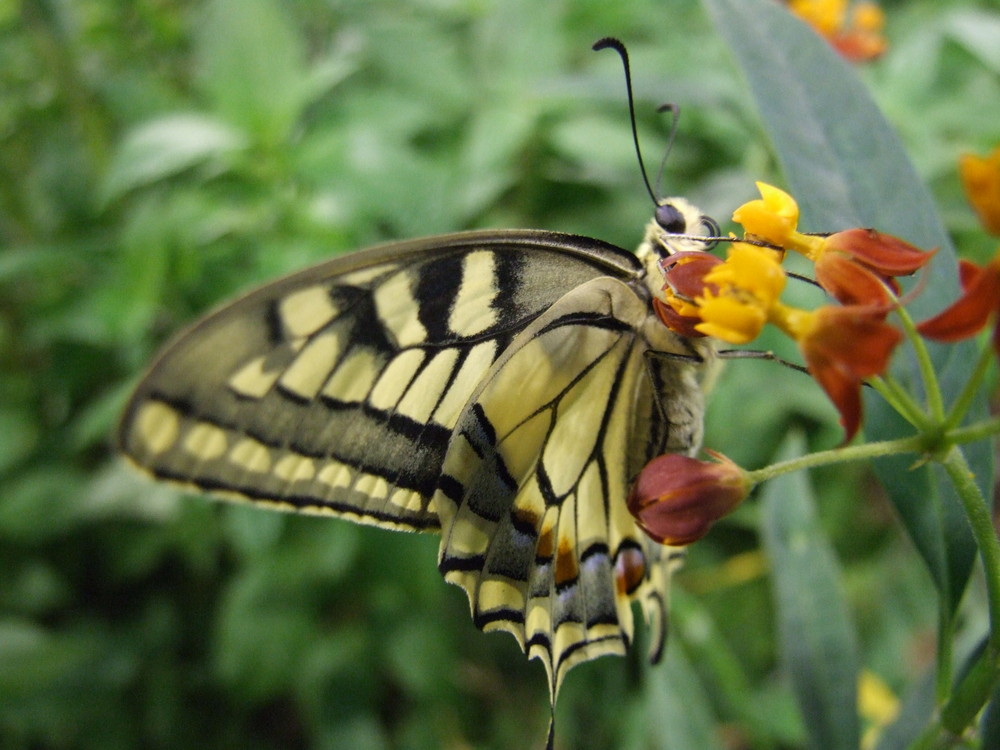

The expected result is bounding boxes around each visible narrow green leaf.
[644,642,726,750]
[701,0,984,612]
[759,433,860,750]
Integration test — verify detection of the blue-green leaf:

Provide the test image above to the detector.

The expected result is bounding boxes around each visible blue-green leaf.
[759,433,860,750]
[701,0,985,613]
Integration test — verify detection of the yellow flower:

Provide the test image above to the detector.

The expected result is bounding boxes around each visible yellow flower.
[960,147,1000,236]
[731,182,804,247]
[691,243,787,343]
[789,0,846,36]
[732,183,934,305]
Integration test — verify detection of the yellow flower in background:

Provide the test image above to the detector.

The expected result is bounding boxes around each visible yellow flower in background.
[960,147,1000,236]
[788,0,887,61]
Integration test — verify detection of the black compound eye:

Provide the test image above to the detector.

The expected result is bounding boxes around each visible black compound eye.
[655,202,687,234]
[700,215,721,237]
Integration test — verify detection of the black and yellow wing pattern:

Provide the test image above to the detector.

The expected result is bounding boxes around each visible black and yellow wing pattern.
[119,204,716,699]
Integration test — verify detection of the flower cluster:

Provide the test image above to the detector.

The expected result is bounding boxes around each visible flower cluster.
[663,182,930,442]
[630,162,1000,550]
[787,0,887,61]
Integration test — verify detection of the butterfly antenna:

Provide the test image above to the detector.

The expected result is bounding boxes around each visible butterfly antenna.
[593,37,659,207]
[653,102,681,199]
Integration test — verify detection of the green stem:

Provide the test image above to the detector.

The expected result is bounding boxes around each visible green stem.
[934,447,1000,735]
[895,302,947,422]
[940,448,1000,640]
[945,418,1000,446]
[945,342,995,431]
[871,374,933,430]
[742,434,925,486]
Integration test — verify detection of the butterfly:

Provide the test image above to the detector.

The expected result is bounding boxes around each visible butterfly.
[117,38,719,707]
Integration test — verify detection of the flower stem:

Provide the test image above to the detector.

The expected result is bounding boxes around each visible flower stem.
[940,448,1000,649]
[895,302,946,422]
[871,374,933,430]
[933,447,1000,735]
[945,342,995,431]
[742,434,925,485]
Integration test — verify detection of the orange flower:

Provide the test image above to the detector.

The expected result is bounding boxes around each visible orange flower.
[960,148,1000,236]
[627,452,749,546]
[781,304,903,441]
[657,251,724,337]
[917,251,1000,356]
[816,228,936,306]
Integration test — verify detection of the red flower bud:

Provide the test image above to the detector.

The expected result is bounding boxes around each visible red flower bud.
[627,452,749,546]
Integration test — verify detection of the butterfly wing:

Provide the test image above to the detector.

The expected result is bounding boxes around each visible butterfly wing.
[434,275,705,697]
[118,230,644,533]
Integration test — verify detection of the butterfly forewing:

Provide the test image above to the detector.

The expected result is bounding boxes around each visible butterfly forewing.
[119,230,645,532]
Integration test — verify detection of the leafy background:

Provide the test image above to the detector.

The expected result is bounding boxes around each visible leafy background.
[2,0,999,748]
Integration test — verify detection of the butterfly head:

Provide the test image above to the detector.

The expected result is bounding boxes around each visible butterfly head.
[636,196,720,316]
[646,196,720,258]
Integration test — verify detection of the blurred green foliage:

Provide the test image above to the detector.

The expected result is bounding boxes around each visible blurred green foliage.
[2,0,999,748]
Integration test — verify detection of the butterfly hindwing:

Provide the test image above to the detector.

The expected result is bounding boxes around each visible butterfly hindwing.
[434,275,703,696]
[118,230,645,533]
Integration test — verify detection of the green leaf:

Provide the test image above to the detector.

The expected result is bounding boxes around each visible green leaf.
[643,643,727,750]
[100,114,246,204]
[701,0,984,613]
[194,0,308,144]
[759,433,860,750]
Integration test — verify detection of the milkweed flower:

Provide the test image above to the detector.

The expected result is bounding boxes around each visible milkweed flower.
[960,147,1000,236]
[660,231,903,440]
[627,452,749,546]
[732,183,934,306]
[655,251,724,338]
[917,250,1000,356]
[782,304,903,441]
[694,243,787,343]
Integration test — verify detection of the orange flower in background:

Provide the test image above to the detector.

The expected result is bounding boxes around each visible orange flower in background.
[917,250,1000,357]
[788,0,887,61]
[627,452,749,546]
[960,147,1000,236]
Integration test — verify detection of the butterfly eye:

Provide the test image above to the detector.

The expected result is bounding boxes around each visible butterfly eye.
[655,203,687,234]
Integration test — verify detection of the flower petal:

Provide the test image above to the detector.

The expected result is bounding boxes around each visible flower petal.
[653,297,706,338]
[798,306,903,441]
[916,256,1000,342]
[695,292,768,344]
[731,182,800,245]
[814,251,894,306]
[824,228,935,275]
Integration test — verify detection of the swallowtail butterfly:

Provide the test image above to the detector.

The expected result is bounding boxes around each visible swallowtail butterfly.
[118,38,718,708]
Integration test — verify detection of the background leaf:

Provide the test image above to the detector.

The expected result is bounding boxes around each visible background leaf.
[701,0,987,617]
[760,433,861,750]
